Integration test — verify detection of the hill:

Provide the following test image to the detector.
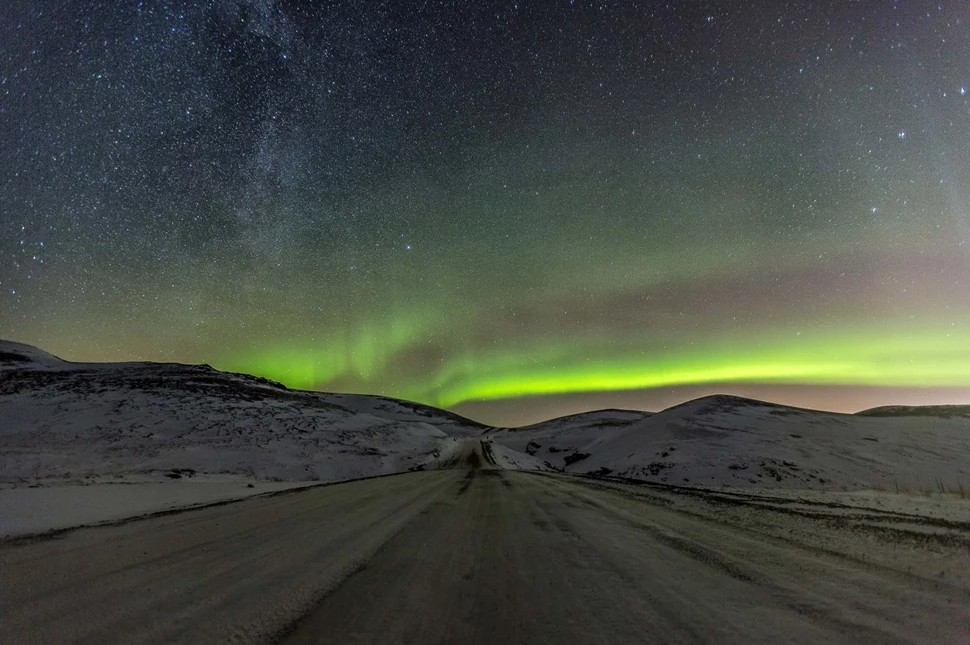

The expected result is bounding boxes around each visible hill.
[0,340,485,484]
[4,340,969,494]
[489,394,970,490]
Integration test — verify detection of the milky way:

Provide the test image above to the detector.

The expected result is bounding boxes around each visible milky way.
[3,1,970,424]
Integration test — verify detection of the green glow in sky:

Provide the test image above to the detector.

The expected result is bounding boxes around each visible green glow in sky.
[216,321,970,409]
[427,329,970,407]
[7,2,970,425]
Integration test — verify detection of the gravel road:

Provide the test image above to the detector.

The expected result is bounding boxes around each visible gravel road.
[2,441,968,644]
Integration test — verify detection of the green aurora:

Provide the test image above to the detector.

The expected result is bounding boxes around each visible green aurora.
[5,2,970,423]
[217,320,970,409]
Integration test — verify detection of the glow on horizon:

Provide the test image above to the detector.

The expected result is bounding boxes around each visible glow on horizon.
[214,322,970,409]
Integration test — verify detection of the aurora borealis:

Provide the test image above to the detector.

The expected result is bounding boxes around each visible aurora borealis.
[3,2,970,425]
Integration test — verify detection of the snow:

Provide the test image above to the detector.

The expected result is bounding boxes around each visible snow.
[485,440,556,471]
[0,478,317,538]
[321,393,487,437]
[0,340,497,537]
[0,340,485,486]
[857,404,970,418]
[490,394,970,491]
[696,485,970,525]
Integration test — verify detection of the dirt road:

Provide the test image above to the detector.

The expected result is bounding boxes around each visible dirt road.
[2,442,968,644]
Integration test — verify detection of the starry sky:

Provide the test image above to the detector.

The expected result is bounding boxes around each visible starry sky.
[3,1,970,426]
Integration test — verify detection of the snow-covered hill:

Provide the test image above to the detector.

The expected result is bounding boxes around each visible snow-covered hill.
[4,340,969,494]
[856,404,970,419]
[490,395,970,491]
[0,340,486,484]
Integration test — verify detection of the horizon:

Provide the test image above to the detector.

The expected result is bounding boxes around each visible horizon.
[5,337,969,428]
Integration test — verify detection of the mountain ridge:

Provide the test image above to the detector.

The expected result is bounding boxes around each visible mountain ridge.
[3,340,969,492]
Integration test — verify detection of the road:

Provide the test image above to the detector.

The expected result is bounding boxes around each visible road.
[2,441,968,644]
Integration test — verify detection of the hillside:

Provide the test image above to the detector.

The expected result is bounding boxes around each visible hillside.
[4,340,969,494]
[856,404,970,419]
[0,340,486,485]
[489,394,970,490]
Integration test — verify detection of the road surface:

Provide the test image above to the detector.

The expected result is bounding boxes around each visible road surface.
[2,441,968,644]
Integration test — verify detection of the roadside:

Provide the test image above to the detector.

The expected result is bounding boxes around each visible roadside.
[3,469,969,644]
[0,478,318,538]
[563,473,970,592]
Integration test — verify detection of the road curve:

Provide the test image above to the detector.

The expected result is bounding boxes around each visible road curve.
[2,447,968,644]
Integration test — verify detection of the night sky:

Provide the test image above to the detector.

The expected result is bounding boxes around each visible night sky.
[4,1,970,425]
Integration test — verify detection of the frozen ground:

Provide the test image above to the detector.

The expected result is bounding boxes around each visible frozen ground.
[699,485,970,525]
[0,340,485,486]
[4,467,969,644]
[488,394,970,491]
[0,478,317,538]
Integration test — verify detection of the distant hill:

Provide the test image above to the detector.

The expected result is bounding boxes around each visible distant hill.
[489,394,970,491]
[856,405,970,419]
[507,407,652,431]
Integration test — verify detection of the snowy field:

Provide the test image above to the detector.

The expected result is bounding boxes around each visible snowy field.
[0,478,318,538]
